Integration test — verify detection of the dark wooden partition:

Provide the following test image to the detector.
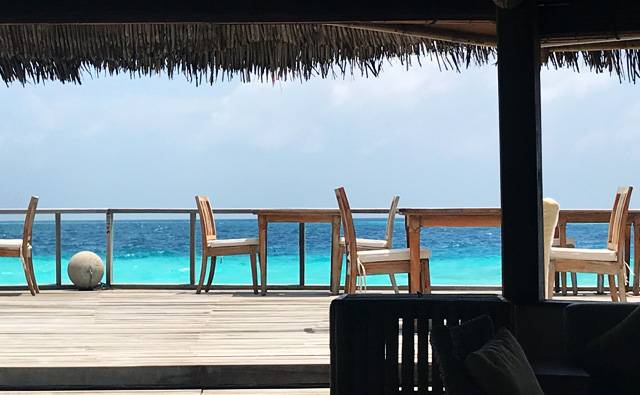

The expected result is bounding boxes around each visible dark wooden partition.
[330,294,511,395]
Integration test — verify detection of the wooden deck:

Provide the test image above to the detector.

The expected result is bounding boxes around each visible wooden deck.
[0,289,638,390]
[0,290,333,390]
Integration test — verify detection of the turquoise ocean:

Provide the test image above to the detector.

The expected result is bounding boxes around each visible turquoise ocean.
[0,219,634,287]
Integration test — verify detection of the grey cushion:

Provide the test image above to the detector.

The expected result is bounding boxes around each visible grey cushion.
[465,327,544,395]
[450,314,495,360]
[583,305,640,394]
[430,315,495,395]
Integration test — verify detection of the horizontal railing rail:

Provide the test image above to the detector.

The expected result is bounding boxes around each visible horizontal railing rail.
[0,207,393,290]
[0,208,637,292]
[0,208,392,215]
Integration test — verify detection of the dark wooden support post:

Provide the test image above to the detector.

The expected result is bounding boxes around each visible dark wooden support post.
[496,0,544,303]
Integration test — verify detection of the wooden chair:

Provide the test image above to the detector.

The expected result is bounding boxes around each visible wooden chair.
[337,195,402,293]
[335,187,431,294]
[195,196,259,294]
[542,198,560,299]
[0,196,39,295]
[549,187,633,302]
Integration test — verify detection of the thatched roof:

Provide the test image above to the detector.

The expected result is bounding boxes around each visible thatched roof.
[0,23,639,84]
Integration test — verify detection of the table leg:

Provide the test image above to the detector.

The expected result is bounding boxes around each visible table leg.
[330,217,342,295]
[404,216,410,247]
[258,216,268,296]
[407,217,422,293]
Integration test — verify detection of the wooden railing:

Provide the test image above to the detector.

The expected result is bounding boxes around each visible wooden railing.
[0,207,387,289]
[0,208,637,292]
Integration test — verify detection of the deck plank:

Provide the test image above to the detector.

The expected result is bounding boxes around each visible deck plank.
[0,290,333,368]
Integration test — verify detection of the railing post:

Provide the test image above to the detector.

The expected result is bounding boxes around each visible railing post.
[189,211,196,286]
[105,211,114,286]
[633,220,639,295]
[299,223,305,286]
[55,212,62,287]
[625,223,632,288]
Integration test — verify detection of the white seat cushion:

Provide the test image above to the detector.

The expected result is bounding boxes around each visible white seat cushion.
[358,248,431,263]
[339,237,387,249]
[550,247,617,262]
[0,239,22,250]
[207,238,258,248]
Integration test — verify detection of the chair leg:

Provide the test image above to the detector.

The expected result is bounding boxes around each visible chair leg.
[196,255,208,294]
[347,270,357,295]
[20,256,35,296]
[27,253,39,294]
[561,272,568,296]
[250,253,258,294]
[608,275,619,302]
[597,274,605,294]
[618,267,627,303]
[570,272,578,296]
[344,257,352,294]
[205,256,216,293]
[389,274,399,294]
[546,263,555,300]
[332,246,344,295]
[344,268,351,294]
[421,259,431,294]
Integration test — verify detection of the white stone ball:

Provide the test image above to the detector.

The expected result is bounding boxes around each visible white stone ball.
[67,251,104,290]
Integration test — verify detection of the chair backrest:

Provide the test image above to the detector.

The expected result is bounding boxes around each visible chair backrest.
[22,196,39,250]
[384,195,400,248]
[607,186,633,253]
[542,198,560,299]
[335,187,359,279]
[195,195,217,247]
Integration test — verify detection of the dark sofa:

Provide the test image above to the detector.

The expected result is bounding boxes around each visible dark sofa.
[329,295,638,395]
[519,302,638,395]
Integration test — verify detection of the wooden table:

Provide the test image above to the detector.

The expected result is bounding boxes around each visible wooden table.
[401,208,502,293]
[252,209,342,295]
[400,208,640,295]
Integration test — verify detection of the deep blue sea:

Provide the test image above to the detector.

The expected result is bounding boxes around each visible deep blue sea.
[0,219,634,287]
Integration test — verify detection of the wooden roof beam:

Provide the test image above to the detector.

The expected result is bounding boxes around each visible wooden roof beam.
[0,0,495,24]
[539,0,640,39]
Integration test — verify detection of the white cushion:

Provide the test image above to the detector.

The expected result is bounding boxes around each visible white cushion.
[550,247,617,262]
[358,248,430,263]
[0,239,22,250]
[339,237,387,249]
[207,238,258,248]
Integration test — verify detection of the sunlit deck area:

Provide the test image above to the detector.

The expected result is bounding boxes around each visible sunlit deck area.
[0,290,331,390]
[0,289,638,391]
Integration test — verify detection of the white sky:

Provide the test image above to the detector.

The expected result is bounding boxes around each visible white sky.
[0,61,638,211]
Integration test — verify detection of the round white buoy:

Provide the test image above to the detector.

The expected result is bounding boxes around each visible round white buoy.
[67,251,104,290]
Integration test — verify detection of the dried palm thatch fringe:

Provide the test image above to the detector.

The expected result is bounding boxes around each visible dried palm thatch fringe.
[0,23,638,84]
[547,50,640,82]
[0,23,492,85]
